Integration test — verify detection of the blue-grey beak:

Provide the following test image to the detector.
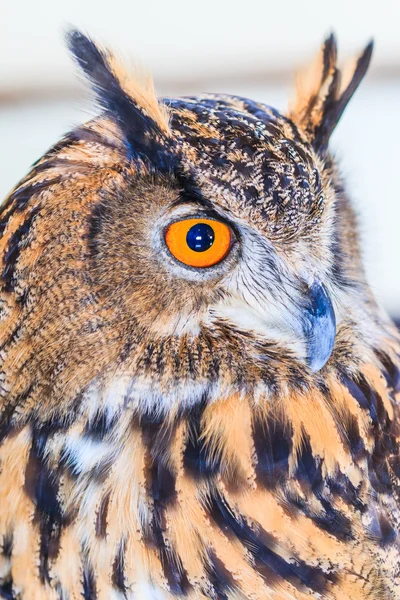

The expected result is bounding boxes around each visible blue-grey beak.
[302,280,336,372]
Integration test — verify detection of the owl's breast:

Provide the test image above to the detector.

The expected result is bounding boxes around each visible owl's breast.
[1,363,400,600]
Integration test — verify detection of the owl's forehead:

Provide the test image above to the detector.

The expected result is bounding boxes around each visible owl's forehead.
[167,94,300,152]
[166,95,325,235]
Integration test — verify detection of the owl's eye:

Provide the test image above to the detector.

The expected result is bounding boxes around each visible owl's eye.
[165,218,232,268]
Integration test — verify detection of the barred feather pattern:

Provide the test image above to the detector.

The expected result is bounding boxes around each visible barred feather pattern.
[1,351,400,599]
[1,32,400,600]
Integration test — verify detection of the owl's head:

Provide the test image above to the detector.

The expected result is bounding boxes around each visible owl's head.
[1,31,385,422]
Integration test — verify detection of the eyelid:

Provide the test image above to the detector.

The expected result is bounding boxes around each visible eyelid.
[167,211,232,226]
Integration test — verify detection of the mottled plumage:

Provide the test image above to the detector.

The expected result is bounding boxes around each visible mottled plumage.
[0,31,399,600]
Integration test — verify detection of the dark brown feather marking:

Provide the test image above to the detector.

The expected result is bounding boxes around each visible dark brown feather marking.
[209,489,336,593]
[206,551,235,600]
[0,579,14,600]
[112,540,127,594]
[0,534,13,559]
[95,493,110,538]
[253,414,292,488]
[183,400,221,479]
[2,207,41,292]
[0,178,61,236]
[82,562,97,600]
[293,436,354,542]
[375,350,400,392]
[141,413,191,595]
[24,427,64,584]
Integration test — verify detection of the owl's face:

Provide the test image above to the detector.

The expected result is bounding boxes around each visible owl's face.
[0,32,376,420]
[92,96,336,373]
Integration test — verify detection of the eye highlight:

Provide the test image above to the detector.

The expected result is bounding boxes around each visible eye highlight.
[165,218,232,268]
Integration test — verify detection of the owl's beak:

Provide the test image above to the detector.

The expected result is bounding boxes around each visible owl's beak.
[302,280,336,372]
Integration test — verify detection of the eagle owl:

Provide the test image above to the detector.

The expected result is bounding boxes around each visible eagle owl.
[0,30,399,600]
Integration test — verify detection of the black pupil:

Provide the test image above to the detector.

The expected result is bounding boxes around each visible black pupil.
[186,223,215,252]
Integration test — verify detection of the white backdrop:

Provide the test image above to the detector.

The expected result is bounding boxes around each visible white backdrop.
[2,0,400,94]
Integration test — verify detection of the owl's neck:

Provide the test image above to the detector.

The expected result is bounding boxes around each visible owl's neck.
[1,344,400,598]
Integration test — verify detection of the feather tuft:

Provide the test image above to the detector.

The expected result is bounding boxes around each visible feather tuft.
[66,29,172,168]
[288,35,373,153]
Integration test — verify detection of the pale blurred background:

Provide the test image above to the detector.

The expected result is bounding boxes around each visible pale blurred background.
[1,0,399,319]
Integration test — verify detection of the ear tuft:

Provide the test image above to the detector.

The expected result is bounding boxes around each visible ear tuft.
[288,35,373,153]
[66,29,172,167]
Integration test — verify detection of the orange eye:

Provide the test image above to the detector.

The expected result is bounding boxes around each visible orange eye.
[165,218,232,268]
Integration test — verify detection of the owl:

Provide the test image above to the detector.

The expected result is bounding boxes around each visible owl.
[0,29,399,600]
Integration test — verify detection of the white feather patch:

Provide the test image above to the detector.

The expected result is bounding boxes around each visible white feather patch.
[134,581,168,600]
[63,433,114,473]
